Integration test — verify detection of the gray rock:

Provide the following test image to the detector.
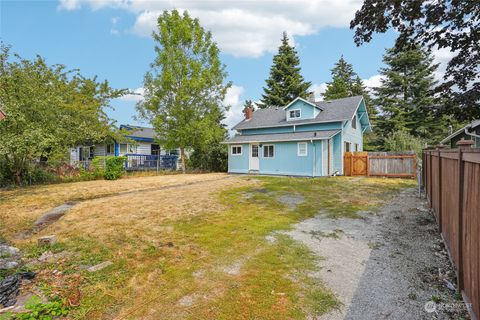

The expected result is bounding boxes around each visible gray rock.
[0,261,18,270]
[37,235,57,246]
[0,245,20,257]
[87,261,113,272]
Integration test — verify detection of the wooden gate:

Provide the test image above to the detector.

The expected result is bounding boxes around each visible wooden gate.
[344,152,368,175]
[344,152,416,178]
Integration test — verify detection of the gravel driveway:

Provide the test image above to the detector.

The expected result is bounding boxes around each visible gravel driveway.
[286,188,469,320]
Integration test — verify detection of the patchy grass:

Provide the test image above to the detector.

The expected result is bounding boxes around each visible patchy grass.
[0,175,416,319]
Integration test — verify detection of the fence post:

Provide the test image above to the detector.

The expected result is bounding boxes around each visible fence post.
[456,139,474,291]
[428,148,433,208]
[436,145,446,233]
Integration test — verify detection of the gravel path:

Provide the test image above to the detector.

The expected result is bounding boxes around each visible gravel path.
[286,188,469,320]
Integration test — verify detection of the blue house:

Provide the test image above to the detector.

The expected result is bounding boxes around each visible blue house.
[224,95,371,176]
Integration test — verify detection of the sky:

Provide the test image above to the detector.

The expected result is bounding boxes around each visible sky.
[0,0,449,130]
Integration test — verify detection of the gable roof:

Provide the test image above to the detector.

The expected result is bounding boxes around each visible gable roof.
[282,97,323,110]
[233,96,365,130]
[440,120,480,144]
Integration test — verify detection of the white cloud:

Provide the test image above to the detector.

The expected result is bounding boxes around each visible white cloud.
[223,85,245,131]
[363,74,384,90]
[118,87,144,102]
[110,16,120,35]
[58,0,363,58]
[432,46,457,81]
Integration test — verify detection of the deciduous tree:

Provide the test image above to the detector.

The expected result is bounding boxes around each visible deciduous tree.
[351,0,479,120]
[0,45,125,184]
[136,10,231,173]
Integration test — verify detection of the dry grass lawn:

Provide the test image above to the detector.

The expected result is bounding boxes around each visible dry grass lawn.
[0,173,416,319]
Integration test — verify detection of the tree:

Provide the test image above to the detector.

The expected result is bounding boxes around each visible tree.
[136,10,231,173]
[373,45,454,146]
[0,45,125,184]
[351,0,480,121]
[322,76,349,100]
[259,32,311,108]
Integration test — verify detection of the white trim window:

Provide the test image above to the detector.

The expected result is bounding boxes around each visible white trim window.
[289,109,301,119]
[352,115,357,129]
[231,145,242,156]
[263,144,275,158]
[297,142,308,156]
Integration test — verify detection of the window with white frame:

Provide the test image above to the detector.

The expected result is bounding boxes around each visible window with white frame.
[127,144,137,154]
[119,144,127,154]
[344,141,351,152]
[106,144,114,154]
[231,145,242,156]
[352,115,357,129]
[354,143,359,152]
[297,142,308,156]
[289,109,301,119]
[263,144,274,158]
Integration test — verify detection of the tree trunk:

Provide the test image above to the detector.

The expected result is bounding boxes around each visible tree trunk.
[180,147,186,174]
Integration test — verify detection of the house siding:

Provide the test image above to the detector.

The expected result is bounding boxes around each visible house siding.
[228,141,324,176]
[285,99,316,120]
[228,143,249,173]
[332,133,342,174]
[258,141,321,176]
[342,112,364,152]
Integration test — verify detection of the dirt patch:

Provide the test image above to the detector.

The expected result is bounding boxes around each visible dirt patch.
[287,188,469,320]
[277,194,304,209]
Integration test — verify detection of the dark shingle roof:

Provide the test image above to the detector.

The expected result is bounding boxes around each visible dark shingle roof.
[121,125,156,140]
[233,96,364,130]
[224,130,340,144]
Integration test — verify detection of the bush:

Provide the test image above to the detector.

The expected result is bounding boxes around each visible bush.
[384,130,425,155]
[104,156,126,180]
[189,144,227,172]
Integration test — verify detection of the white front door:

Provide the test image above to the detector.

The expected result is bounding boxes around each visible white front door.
[249,144,259,171]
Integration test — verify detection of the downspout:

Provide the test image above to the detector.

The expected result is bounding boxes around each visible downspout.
[465,127,480,139]
[311,139,315,177]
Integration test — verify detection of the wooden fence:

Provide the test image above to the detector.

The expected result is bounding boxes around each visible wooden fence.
[344,152,416,178]
[423,140,479,320]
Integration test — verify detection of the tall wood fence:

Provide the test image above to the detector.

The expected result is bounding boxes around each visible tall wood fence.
[344,151,416,178]
[423,142,479,320]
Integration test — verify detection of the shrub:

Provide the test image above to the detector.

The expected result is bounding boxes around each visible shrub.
[384,130,424,155]
[189,144,227,172]
[104,156,126,180]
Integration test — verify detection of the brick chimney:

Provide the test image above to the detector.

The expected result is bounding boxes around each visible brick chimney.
[307,91,315,103]
[244,107,253,120]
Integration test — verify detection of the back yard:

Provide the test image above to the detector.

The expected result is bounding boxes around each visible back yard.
[0,174,467,319]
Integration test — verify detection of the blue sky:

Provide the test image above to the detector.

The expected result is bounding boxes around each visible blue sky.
[1,0,400,129]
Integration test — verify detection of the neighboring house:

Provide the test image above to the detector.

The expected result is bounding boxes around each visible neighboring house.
[0,106,5,120]
[70,124,180,169]
[440,120,480,148]
[224,95,371,177]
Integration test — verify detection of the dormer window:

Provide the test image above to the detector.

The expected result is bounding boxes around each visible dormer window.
[289,109,301,119]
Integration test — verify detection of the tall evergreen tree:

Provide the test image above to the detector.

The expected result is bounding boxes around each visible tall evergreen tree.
[259,32,311,108]
[373,45,454,146]
[323,56,365,100]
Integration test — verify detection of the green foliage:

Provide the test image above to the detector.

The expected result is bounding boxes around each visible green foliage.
[188,143,227,172]
[259,32,311,108]
[13,296,69,320]
[351,0,479,121]
[0,44,126,185]
[104,156,126,180]
[383,130,424,155]
[136,10,230,173]
[323,56,371,104]
[373,45,456,147]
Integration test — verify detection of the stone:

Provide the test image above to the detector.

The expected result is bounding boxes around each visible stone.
[0,245,20,257]
[87,261,113,272]
[0,261,18,270]
[37,251,71,263]
[37,235,56,246]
